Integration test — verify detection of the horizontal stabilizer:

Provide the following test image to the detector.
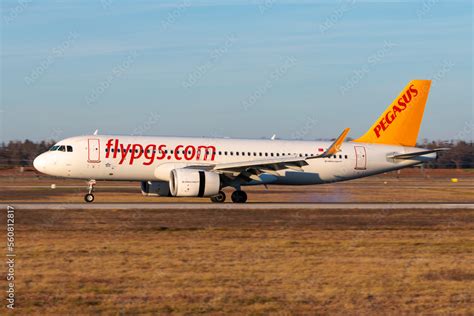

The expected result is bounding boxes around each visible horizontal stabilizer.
[388,148,449,160]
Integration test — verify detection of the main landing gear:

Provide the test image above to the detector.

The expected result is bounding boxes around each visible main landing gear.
[231,190,247,203]
[210,190,248,203]
[84,179,96,203]
[210,191,226,203]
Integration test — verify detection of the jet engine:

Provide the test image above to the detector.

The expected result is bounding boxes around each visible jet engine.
[170,168,220,197]
[140,181,171,197]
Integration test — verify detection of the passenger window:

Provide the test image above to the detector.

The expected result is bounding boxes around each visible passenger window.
[67,146,73,152]
[236,152,239,156]
[345,155,348,159]
[339,155,342,159]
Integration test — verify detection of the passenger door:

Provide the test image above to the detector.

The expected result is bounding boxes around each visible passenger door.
[354,146,367,170]
[87,139,101,163]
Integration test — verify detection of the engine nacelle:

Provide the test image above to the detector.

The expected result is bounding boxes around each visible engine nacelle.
[140,181,171,197]
[170,169,220,197]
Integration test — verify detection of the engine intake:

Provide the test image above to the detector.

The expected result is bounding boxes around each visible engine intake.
[170,169,220,197]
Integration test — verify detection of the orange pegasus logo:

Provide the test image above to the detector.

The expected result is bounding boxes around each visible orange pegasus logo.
[373,85,418,138]
[354,80,431,147]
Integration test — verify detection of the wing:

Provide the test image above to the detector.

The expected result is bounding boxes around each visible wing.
[210,128,350,181]
[213,156,309,180]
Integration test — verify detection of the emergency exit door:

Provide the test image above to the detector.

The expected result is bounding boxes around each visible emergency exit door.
[88,139,101,163]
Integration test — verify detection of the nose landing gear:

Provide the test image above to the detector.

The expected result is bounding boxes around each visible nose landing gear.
[84,180,96,203]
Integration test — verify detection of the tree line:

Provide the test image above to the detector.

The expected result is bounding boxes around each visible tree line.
[0,139,472,168]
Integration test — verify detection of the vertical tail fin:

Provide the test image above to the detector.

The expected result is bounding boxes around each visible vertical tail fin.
[353,80,431,147]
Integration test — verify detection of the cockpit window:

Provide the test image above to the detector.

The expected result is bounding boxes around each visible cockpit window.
[49,145,74,152]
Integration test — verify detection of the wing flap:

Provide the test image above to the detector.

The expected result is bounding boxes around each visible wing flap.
[213,156,308,173]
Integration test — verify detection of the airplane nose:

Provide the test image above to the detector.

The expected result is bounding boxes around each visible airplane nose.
[33,154,47,173]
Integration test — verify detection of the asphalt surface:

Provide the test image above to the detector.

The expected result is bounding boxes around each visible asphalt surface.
[2,203,473,210]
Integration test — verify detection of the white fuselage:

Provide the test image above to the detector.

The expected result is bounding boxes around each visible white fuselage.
[33,135,435,185]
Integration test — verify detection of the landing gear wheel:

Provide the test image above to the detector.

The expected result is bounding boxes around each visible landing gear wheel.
[210,191,226,203]
[231,190,247,203]
[84,193,95,203]
[85,179,96,203]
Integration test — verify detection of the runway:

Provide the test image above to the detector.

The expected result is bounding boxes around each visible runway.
[2,203,473,210]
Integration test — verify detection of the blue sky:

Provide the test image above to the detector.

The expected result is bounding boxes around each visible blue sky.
[1,0,472,142]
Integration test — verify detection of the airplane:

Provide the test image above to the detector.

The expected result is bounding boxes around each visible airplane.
[33,80,448,203]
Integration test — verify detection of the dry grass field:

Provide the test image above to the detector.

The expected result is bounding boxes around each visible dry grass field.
[0,167,473,314]
[0,208,473,314]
